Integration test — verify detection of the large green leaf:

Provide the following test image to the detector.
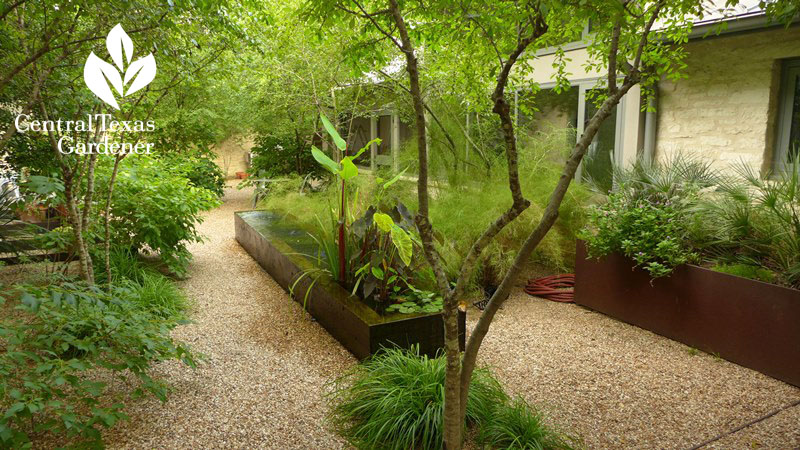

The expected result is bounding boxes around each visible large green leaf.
[311,146,339,174]
[373,212,394,233]
[320,113,346,151]
[340,157,359,180]
[390,225,413,266]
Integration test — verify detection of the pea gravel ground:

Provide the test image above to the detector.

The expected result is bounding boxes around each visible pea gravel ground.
[96,183,799,449]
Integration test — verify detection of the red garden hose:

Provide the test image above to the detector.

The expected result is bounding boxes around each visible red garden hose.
[524,274,575,303]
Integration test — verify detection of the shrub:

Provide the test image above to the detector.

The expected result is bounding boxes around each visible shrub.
[165,150,226,198]
[0,282,197,448]
[581,157,800,287]
[580,157,715,278]
[581,193,698,278]
[101,158,220,277]
[249,135,323,178]
[477,397,576,450]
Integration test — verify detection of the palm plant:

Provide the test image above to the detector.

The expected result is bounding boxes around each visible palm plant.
[608,154,719,203]
[697,162,800,288]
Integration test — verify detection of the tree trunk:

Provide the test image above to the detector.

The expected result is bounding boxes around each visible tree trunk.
[385,0,461,447]
[457,85,633,423]
[63,172,93,283]
[79,153,98,283]
[104,155,124,284]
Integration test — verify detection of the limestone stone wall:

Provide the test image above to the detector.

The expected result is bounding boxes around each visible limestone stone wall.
[655,26,800,174]
[213,135,254,178]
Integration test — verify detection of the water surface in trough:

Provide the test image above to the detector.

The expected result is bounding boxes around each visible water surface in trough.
[238,210,321,257]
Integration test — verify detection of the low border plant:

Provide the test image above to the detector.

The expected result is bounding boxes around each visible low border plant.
[327,346,574,450]
[0,281,197,448]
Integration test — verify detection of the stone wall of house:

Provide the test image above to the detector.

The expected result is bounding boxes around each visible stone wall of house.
[213,135,254,178]
[655,25,800,174]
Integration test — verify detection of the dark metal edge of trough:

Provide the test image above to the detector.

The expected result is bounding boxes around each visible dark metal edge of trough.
[574,240,800,387]
[234,210,465,360]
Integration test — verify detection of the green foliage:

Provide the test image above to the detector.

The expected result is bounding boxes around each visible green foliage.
[0,282,197,448]
[327,346,509,450]
[581,157,716,278]
[101,158,220,277]
[385,287,443,314]
[581,194,698,278]
[152,108,225,155]
[34,225,75,257]
[710,263,776,284]
[105,247,153,284]
[583,158,800,287]
[696,163,800,288]
[0,110,59,177]
[163,150,226,198]
[265,130,589,296]
[349,205,420,305]
[248,135,322,179]
[428,131,589,290]
[125,272,190,321]
[477,397,576,450]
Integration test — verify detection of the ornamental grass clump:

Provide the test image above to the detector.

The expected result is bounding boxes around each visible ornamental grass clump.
[477,397,577,450]
[327,346,572,450]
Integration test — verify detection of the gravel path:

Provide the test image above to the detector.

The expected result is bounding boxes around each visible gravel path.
[98,183,799,449]
[103,183,355,449]
[472,291,800,449]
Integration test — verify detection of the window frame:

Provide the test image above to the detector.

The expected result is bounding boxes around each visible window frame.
[774,58,800,173]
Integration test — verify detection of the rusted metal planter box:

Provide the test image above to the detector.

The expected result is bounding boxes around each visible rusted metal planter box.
[574,241,800,387]
[235,210,464,360]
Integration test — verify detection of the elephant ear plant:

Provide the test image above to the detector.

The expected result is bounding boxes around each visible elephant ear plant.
[310,113,379,284]
[306,114,431,314]
[349,204,418,308]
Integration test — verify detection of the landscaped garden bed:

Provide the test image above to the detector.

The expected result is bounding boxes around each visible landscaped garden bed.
[578,158,800,387]
[235,209,465,359]
[574,240,800,387]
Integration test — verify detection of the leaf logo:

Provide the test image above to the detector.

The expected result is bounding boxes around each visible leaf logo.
[83,24,156,110]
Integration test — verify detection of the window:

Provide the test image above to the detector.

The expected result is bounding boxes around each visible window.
[516,82,627,193]
[576,85,625,193]
[775,59,800,172]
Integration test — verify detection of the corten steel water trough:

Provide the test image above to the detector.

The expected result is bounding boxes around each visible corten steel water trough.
[574,241,800,387]
[235,210,465,360]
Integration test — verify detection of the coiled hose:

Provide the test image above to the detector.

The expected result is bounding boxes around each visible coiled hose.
[524,274,575,303]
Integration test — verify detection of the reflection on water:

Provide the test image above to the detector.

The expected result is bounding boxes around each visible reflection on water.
[238,210,321,257]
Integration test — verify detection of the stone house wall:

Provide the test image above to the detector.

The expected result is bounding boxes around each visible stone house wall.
[213,135,254,178]
[655,25,800,174]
